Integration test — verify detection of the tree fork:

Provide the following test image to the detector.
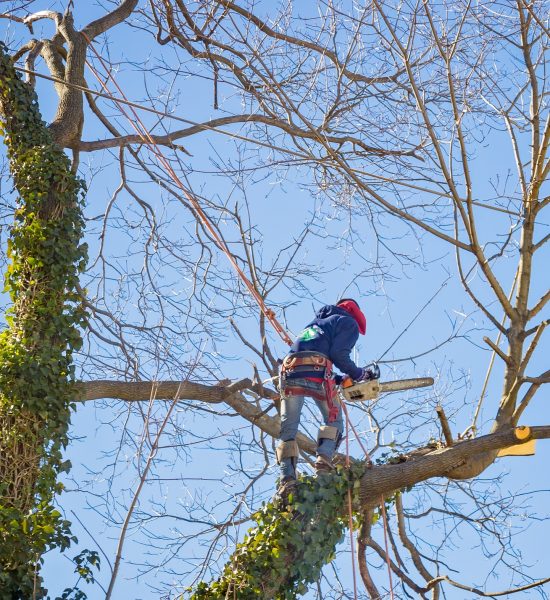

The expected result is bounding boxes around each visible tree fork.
[188,426,546,599]
[92,381,546,598]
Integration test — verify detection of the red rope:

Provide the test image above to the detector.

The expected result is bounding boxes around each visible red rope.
[82,34,293,348]
[344,403,359,600]
[341,399,395,599]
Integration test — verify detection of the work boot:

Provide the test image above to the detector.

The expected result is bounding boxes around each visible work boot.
[314,454,335,475]
[275,476,297,505]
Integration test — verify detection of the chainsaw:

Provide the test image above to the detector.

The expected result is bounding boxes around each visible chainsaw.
[341,376,434,402]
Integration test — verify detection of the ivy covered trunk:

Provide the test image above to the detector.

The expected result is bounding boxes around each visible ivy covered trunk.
[190,466,365,600]
[0,44,87,598]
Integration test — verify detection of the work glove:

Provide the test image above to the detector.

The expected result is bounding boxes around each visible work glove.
[357,363,380,382]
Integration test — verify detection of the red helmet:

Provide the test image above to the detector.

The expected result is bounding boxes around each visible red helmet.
[336,298,366,335]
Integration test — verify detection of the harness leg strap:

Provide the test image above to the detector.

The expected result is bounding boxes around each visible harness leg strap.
[276,440,299,464]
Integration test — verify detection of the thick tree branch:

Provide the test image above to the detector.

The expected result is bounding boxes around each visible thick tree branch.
[77,378,317,454]
[359,426,550,506]
[77,380,550,508]
[77,378,254,404]
[82,0,139,41]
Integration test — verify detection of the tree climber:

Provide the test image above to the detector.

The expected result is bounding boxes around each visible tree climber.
[277,299,380,495]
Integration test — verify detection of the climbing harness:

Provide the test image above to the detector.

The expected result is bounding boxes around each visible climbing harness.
[280,351,340,421]
[282,352,331,372]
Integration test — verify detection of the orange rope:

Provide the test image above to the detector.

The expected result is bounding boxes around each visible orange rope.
[82,36,395,597]
[82,34,293,348]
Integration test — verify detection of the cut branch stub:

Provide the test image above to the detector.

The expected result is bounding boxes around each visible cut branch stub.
[435,405,453,446]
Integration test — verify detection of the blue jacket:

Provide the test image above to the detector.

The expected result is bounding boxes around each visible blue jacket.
[290,305,363,380]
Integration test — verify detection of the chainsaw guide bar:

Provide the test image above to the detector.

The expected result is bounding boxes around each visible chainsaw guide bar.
[342,377,434,402]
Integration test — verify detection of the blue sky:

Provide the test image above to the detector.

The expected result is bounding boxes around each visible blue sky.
[1,1,549,598]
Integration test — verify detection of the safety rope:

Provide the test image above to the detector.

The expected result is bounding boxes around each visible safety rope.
[82,36,395,596]
[344,404,359,599]
[82,33,293,347]
[341,399,395,600]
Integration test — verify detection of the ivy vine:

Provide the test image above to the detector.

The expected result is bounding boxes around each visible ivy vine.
[0,43,87,599]
[190,464,366,600]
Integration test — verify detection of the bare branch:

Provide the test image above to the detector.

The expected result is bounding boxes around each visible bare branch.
[396,495,438,597]
[23,10,61,27]
[512,371,550,424]
[482,337,510,364]
[529,291,550,320]
[434,574,550,597]
[357,514,382,599]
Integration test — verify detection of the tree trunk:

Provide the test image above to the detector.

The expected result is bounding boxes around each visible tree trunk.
[0,44,86,598]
